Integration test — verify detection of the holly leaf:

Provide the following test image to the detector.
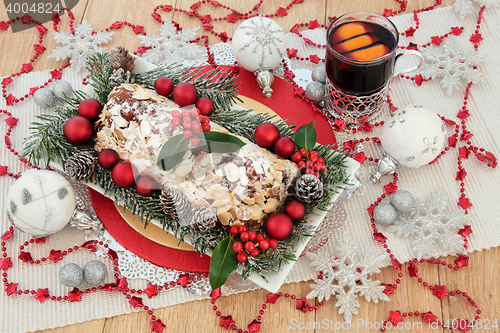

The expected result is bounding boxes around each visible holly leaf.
[209,236,237,291]
[294,121,317,152]
[157,134,189,171]
[199,131,246,153]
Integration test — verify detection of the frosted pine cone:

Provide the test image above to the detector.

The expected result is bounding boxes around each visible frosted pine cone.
[294,174,323,204]
[159,188,191,222]
[65,152,97,180]
[189,205,218,233]
[110,68,135,88]
[109,46,135,72]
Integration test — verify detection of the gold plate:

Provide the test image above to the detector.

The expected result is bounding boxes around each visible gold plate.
[113,96,278,252]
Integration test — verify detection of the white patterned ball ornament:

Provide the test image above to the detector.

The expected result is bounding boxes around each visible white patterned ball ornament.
[231,17,287,72]
[6,170,76,236]
[380,105,446,168]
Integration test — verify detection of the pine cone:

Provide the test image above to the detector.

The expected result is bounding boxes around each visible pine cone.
[110,68,135,88]
[65,152,97,180]
[294,174,323,204]
[109,46,135,72]
[189,205,218,233]
[159,188,191,224]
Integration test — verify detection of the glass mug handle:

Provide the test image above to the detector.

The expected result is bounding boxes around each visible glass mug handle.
[391,50,424,79]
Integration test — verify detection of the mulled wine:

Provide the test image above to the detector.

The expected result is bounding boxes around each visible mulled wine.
[326,20,398,95]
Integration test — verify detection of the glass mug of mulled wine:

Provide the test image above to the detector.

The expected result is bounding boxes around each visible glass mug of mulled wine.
[324,12,423,124]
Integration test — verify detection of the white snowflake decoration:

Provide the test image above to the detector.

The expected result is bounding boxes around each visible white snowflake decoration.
[387,189,470,260]
[418,39,483,95]
[48,19,114,71]
[306,232,390,323]
[138,21,206,66]
[454,0,499,19]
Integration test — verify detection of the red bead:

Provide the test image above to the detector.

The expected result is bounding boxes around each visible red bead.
[274,137,296,158]
[63,116,94,146]
[284,199,306,221]
[77,99,103,121]
[265,213,293,240]
[135,175,158,197]
[154,76,174,96]
[98,149,120,170]
[254,123,280,149]
[111,162,137,188]
[195,97,215,116]
[173,82,198,106]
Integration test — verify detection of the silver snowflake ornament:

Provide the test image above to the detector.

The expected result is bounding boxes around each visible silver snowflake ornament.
[454,0,499,19]
[387,188,470,260]
[306,232,390,323]
[48,19,114,71]
[418,39,483,95]
[138,21,205,66]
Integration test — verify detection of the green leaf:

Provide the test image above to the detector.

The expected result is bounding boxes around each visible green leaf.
[209,236,237,290]
[157,134,189,171]
[294,121,317,152]
[199,131,246,153]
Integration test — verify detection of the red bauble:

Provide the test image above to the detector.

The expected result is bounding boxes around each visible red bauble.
[135,175,159,197]
[264,213,293,241]
[274,137,296,158]
[77,99,103,121]
[172,82,198,107]
[254,123,280,149]
[98,149,120,170]
[111,162,136,188]
[63,116,95,146]
[195,97,215,116]
[284,199,306,221]
[154,76,174,96]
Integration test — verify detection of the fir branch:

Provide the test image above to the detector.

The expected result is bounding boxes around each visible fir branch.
[21,91,90,167]
[190,225,227,256]
[86,52,114,104]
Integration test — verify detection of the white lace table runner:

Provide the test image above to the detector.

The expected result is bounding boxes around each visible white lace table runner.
[1,5,500,332]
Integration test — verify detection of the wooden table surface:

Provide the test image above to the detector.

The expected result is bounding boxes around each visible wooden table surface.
[2,0,499,332]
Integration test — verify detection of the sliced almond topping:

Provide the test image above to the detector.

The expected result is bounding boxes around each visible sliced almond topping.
[242,197,256,205]
[254,193,265,204]
[264,198,279,213]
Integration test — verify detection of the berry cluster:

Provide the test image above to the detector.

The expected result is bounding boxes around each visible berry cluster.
[170,108,211,146]
[292,149,326,178]
[229,225,278,263]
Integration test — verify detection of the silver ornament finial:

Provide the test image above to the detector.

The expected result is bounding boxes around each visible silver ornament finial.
[370,153,399,183]
[70,210,104,236]
[254,68,274,98]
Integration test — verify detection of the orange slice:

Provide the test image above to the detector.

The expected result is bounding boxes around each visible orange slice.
[334,34,377,54]
[331,22,371,45]
[348,44,390,61]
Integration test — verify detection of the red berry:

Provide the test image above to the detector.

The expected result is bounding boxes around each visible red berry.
[171,118,180,127]
[292,152,302,162]
[191,123,202,135]
[269,239,278,249]
[250,249,260,257]
[305,168,314,174]
[298,161,306,169]
[244,241,255,252]
[254,123,280,149]
[230,226,239,235]
[154,76,174,96]
[238,226,248,234]
[259,240,269,250]
[232,241,243,253]
[256,234,265,242]
[190,108,200,117]
[306,160,314,169]
[196,97,215,116]
[202,123,211,132]
[264,237,272,243]
[198,115,204,122]
[274,137,296,158]
[183,130,192,137]
[182,118,192,129]
[313,162,321,171]
[201,116,210,123]
[240,232,249,242]
[191,137,200,146]
[171,110,180,118]
[300,148,308,156]
[314,172,320,179]
[181,110,190,119]
[237,252,247,263]
[318,157,324,164]
[248,231,257,241]
[309,150,319,162]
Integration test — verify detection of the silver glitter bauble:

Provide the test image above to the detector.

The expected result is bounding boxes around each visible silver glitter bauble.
[83,261,107,285]
[311,66,327,84]
[390,190,416,213]
[373,203,397,226]
[59,263,83,287]
[305,81,325,102]
[33,88,56,107]
[52,80,74,99]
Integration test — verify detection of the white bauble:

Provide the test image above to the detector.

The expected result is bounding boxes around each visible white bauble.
[380,105,446,168]
[6,170,76,236]
[231,16,287,72]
